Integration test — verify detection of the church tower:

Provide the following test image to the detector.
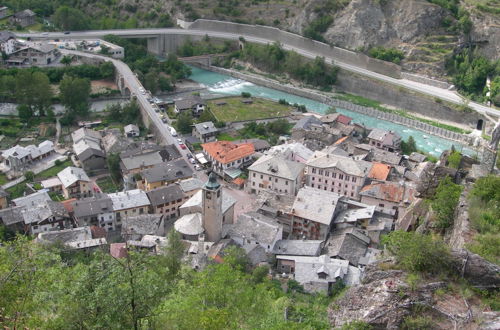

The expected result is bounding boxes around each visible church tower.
[202,172,223,242]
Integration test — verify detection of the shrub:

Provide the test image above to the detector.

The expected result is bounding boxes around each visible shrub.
[447,151,461,169]
[382,231,451,274]
[431,176,462,229]
[241,92,251,98]
[368,47,405,64]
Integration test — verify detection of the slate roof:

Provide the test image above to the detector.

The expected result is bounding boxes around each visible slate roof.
[277,254,349,284]
[193,121,218,135]
[121,214,164,236]
[272,240,323,256]
[71,127,101,144]
[41,177,62,189]
[370,149,403,166]
[409,152,427,163]
[147,184,185,207]
[174,212,203,236]
[293,115,323,130]
[14,9,35,18]
[0,31,15,43]
[178,178,204,193]
[102,133,130,154]
[324,227,370,266]
[124,124,139,134]
[266,142,313,162]
[0,206,25,226]
[307,152,372,177]
[202,141,255,165]
[20,200,69,225]
[73,194,113,218]
[12,190,51,208]
[2,141,54,160]
[142,159,193,183]
[108,189,150,211]
[223,211,282,246]
[249,155,305,181]
[175,95,205,110]
[57,166,90,188]
[36,226,92,244]
[121,151,163,171]
[291,187,342,225]
[367,128,388,142]
[180,189,236,215]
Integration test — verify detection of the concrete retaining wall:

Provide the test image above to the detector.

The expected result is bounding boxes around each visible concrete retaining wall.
[205,65,474,146]
[188,19,401,79]
[401,72,453,90]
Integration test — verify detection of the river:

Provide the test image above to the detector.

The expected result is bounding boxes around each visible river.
[188,66,475,157]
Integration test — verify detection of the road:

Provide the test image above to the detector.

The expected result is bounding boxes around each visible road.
[59,49,198,174]
[18,28,500,119]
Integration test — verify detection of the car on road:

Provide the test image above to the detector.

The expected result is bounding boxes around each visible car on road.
[187,153,193,159]
[64,31,71,34]
[139,87,145,95]
[194,164,202,171]
[179,143,186,150]
[177,138,182,143]
[162,118,168,123]
[189,158,196,164]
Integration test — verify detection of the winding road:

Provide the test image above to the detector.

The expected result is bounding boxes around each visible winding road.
[18,27,500,119]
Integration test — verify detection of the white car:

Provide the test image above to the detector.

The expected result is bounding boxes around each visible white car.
[189,158,196,164]
[177,138,182,143]
[194,164,202,171]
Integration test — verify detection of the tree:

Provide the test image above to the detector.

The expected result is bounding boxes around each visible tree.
[447,151,462,169]
[17,104,33,124]
[382,231,451,274]
[176,112,193,134]
[158,76,173,92]
[223,246,249,272]
[144,71,159,94]
[15,71,53,116]
[326,107,337,114]
[60,55,72,66]
[163,230,184,279]
[53,6,89,31]
[24,171,35,181]
[401,136,417,155]
[99,61,115,79]
[107,153,122,182]
[431,176,463,229]
[59,75,91,116]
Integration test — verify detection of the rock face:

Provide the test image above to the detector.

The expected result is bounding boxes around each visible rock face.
[322,0,446,50]
[450,249,500,289]
[328,261,500,329]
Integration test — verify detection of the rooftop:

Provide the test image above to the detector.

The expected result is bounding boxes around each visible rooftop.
[277,254,350,284]
[121,214,164,236]
[175,94,205,110]
[108,189,150,211]
[178,178,204,193]
[71,127,101,144]
[174,212,203,236]
[266,142,313,162]
[249,155,305,181]
[73,194,113,218]
[324,227,370,266]
[57,166,90,188]
[146,184,185,207]
[202,141,255,165]
[36,226,92,244]
[12,190,51,208]
[223,211,282,245]
[360,182,416,204]
[121,151,164,171]
[307,152,372,177]
[293,115,323,130]
[193,121,218,135]
[180,189,236,215]
[368,162,391,181]
[142,159,193,183]
[272,239,323,256]
[41,177,62,189]
[291,187,342,225]
[124,124,139,133]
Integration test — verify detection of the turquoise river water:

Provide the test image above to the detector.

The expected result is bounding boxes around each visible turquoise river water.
[188,66,474,157]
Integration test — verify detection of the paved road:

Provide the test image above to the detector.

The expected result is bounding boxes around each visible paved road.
[18,28,500,119]
[59,49,199,173]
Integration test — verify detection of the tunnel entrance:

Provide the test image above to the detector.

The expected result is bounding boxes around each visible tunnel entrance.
[476,119,484,131]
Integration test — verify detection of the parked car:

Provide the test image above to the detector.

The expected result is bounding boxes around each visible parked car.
[194,164,202,171]
[189,158,196,164]
[179,143,187,150]
[187,153,193,159]
[64,31,71,34]
[177,138,182,143]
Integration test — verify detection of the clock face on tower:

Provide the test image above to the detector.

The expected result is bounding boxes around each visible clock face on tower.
[205,191,211,199]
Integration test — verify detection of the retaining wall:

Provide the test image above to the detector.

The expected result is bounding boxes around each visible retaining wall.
[188,19,401,79]
[401,72,453,90]
[204,65,474,146]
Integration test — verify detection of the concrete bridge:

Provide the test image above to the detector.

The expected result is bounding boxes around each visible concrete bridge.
[179,53,228,67]
[17,19,500,121]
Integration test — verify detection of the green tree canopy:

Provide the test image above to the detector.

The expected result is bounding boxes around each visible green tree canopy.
[15,70,53,116]
[431,176,463,229]
[176,112,194,134]
[53,6,89,31]
[59,74,91,116]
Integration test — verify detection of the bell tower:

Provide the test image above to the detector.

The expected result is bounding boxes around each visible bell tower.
[202,172,223,242]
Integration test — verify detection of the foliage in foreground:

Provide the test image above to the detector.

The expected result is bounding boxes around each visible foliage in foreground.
[0,236,333,329]
[431,176,463,229]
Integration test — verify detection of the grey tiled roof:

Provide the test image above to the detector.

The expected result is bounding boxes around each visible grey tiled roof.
[249,155,305,181]
[73,195,113,218]
[307,151,372,177]
[223,211,281,246]
[121,214,164,236]
[147,184,185,207]
[142,159,193,183]
[324,227,369,266]
[272,240,323,256]
[292,187,342,225]
[193,121,218,135]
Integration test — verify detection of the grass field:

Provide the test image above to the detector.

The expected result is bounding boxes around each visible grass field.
[35,160,72,179]
[207,97,293,122]
[96,176,121,193]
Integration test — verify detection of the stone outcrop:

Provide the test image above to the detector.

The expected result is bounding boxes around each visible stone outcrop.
[450,249,500,289]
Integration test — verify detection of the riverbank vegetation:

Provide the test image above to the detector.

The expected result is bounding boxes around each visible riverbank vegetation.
[207,96,295,122]
[0,234,337,329]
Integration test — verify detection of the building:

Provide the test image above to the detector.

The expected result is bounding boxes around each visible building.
[2,140,54,172]
[305,151,372,200]
[72,194,116,232]
[367,162,392,182]
[119,143,180,175]
[121,214,165,241]
[57,167,92,199]
[72,127,101,144]
[108,189,150,225]
[290,187,343,240]
[232,139,271,153]
[174,95,206,117]
[10,9,36,27]
[71,128,106,173]
[276,254,350,294]
[147,184,186,219]
[41,177,63,193]
[324,227,370,266]
[192,121,218,143]
[367,128,401,152]
[202,141,255,178]
[5,191,71,235]
[247,155,305,196]
[223,211,283,253]
[139,159,193,191]
[124,124,140,137]
[264,142,313,163]
[36,226,107,251]
[0,7,9,19]
[7,42,60,66]
[0,31,17,55]
[175,173,236,242]
[359,182,416,218]
[272,240,323,257]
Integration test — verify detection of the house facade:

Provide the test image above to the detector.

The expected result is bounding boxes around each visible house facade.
[7,43,60,66]
[72,195,117,232]
[202,141,255,178]
[10,9,36,27]
[57,167,92,199]
[305,152,372,200]
[193,121,218,143]
[367,128,402,152]
[108,189,150,226]
[174,95,206,117]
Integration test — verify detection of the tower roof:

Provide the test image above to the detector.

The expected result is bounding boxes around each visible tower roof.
[204,172,220,190]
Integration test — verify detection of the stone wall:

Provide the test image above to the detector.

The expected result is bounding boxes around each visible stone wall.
[205,65,475,146]
[335,70,484,129]
[401,72,453,90]
[188,19,401,79]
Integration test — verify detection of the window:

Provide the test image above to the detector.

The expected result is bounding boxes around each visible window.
[325,171,329,177]
[333,173,337,178]
[345,175,350,181]
[345,184,348,188]
[318,178,322,182]
[253,173,256,178]
[324,180,328,185]
[285,181,288,185]
[260,175,263,179]
[269,177,272,181]
[351,192,354,197]
[379,204,385,207]
[352,177,356,183]
[252,182,255,186]
[318,169,323,175]
[311,184,315,188]
[339,174,343,180]
[312,177,315,181]
[139,208,144,214]
[275,178,278,183]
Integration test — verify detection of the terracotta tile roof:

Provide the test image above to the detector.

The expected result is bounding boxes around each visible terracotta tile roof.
[336,114,352,125]
[368,162,391,181]
[334,136,349,145]
[232,177,245,185]
[90,225,107,239]
[202,141,255,164]
[110,243,127,258]
[360,183,405,203]
[61,198,77,213]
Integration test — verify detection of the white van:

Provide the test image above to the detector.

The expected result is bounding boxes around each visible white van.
[170,127,177,137]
